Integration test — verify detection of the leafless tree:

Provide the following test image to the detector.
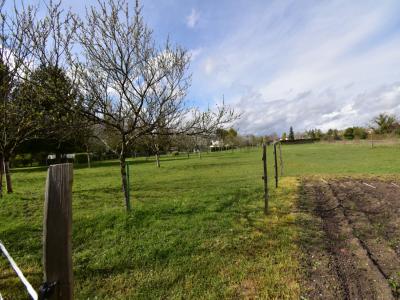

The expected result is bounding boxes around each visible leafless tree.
[73,0,237,211]
[0,0,36,194]
[145,119,173,168]
[23,0,83,158]
[0,0,82,194]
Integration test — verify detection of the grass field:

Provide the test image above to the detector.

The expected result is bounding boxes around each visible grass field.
[1,142,400,299]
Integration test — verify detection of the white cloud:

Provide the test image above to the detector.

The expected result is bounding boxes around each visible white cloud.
[189,1,400,134]
[203,58,214,74]
[189,48,203,61]
[186,8,200,28]
[231,82,400,135]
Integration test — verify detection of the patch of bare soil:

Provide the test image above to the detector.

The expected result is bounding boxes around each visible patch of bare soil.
[300,179,400,299]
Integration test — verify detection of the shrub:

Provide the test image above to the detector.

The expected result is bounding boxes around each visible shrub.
[13,153,32,167]
[74,153,91,164]
[343,127,354,140]
[353,127,368,139]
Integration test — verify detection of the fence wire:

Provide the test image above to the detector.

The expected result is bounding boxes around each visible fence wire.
[0,241,38,300]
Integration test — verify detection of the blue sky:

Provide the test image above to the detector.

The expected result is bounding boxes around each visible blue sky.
[8,0,400,135]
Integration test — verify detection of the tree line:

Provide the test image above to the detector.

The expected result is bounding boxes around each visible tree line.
[0,0,237,210]
[304,113,400,141]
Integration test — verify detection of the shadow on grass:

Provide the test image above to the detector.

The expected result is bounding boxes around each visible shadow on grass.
[0,224,42,254]
[11,165,48,174]
[73,186,122,195]
[10,151,246,174]
[213,190,247,213]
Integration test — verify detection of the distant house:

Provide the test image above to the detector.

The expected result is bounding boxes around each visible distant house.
[210,140,223,147]
[209,140,232,152]
[209,140,223,149]
[47,154,75,160]
[47,154,75,164]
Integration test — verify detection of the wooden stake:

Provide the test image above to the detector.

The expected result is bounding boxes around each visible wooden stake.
[273,143,278,188]
[262,144,268,214]
[278,143,284,176]
[43,163,73,300]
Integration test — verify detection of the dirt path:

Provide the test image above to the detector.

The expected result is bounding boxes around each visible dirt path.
[300,179,400,299]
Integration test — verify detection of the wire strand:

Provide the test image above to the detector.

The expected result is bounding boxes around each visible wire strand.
[0,241,38,300]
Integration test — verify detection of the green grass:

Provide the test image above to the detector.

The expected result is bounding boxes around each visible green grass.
[0,142,399,299]
[282,142,400,175]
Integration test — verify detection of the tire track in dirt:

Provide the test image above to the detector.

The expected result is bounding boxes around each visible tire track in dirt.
[301,179,399,299]
[331,180,400,296]
[351,180,400,257]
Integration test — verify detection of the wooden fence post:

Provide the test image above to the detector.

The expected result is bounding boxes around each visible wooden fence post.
[273,142,278,188]
[43,163,73,300]
[262,144,268,214]
[371,132,374,148]
[278,143,284,176]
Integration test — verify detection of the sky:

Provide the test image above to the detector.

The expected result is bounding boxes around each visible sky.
[7,0,400,135]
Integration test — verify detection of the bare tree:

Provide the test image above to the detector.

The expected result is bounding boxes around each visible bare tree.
[23,0,83,160]
[73,0,236,211]
[172,134,195,158]
[146,119,172,168]
[146,135,164,168]
[0,0,81,194]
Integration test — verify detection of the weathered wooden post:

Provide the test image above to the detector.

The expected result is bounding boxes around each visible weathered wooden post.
[273,142,278,188]
[371,132,374,148]
[278,143,284,176]
[262,144,268,214]
[43,163,73,300]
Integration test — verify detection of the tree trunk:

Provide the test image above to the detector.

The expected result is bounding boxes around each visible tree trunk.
[198,150,201,159]
[4,158,13,194]
[187,151,190,158]
[56,152,62,164]
[0,155,3,197]
[85,144,91,168]
[155,153,160,168]
[119,154,131,211]
[86,152,91,168]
